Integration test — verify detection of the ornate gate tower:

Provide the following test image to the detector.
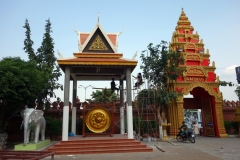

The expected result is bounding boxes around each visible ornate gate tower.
[168,9,228,138]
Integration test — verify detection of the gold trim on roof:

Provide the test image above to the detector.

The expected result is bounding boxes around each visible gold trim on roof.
[73,53,123,59]
[58,61,137,66]
[89,35,108,51]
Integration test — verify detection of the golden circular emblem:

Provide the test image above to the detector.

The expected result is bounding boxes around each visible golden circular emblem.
[86,107,111,133]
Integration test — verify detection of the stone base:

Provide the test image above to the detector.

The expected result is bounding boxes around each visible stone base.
[163,136,169,141]
[219,133,229,138]
[14,140,50,151]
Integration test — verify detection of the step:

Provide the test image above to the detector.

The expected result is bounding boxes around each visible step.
[53,141,141,146]
[52,147,153,155]
[47,138,153,155]
[48,144,148,151]
[60,138,136,144]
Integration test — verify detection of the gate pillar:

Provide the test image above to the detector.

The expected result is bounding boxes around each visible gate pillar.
[215,101,228,137]
[169,98,184,137]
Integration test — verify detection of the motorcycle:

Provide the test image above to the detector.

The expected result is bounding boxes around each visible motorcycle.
[176,129,195,143]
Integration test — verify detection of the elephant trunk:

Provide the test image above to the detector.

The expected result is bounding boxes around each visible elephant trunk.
[23,116,30,146]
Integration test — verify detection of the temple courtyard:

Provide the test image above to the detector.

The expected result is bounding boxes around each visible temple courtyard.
[19,136,240,160]
[42,137,239,160]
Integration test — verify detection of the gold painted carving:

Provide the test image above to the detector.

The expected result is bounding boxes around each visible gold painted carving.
[181,82,222,100]
[185,66,208,77]
[86,107,111,133]
[89,35,108,51]
[186,77,205,82]
[185,54,201,61]
[187,44,195,48]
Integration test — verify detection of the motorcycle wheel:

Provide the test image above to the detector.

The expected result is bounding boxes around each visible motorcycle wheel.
[190,137,195,143]
[176,135,183,142]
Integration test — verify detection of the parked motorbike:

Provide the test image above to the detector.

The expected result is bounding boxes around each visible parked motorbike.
[176,129,195,143]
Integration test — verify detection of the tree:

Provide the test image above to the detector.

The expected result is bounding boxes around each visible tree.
[140,42,185,140]
[23,19,63,109]
[219,81,240,101]
[235,86,240,101]
[86,89,118,103]
[0,57,45,132]
[23,19,37,61]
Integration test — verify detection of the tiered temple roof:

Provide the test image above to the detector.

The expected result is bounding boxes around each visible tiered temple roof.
[57,21,137,81]
[170,9,221,98]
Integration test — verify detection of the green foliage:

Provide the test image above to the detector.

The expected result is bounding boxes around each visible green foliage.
[0,57,46,132]
[224,121,239,134]
[137,89,155,107]
[231,121,239,134]
[87,89,118,103]
[140,42,184,107]
[133,117,142,133]
[23,19,63,108]
[23,19,36,61]
[76,118,83,134]
[224,121,231,132]
[219,81,234,87]
[235,86,240,101]
[45,116,62,140]
[220,81,240,100]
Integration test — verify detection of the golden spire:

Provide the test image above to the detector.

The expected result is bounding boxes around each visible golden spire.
[177,8,191,27]
[181,8,186,16]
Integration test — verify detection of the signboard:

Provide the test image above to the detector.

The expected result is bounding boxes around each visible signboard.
[208,122,213,126]
[236,66,240,84]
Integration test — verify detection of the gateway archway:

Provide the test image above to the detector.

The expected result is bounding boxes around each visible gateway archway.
[167,9,227,138]
[184,87,219,137]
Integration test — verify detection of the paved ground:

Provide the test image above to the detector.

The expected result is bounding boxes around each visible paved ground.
[39,136,240,160]
[6,136,240,160]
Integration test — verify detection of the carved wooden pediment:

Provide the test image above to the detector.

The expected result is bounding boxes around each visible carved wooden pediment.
[89,35,108,51]
[183,66,208,82]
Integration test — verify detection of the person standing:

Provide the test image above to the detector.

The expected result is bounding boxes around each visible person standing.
[193,121,199,138]
[111,78,119,94]
[132,73,143,89]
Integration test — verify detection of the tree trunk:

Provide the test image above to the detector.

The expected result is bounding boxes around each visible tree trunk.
[157,105,163,141]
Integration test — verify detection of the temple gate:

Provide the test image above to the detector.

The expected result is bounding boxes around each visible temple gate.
[168,9,228,138]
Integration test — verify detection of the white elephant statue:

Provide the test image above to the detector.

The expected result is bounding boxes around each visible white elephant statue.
[20,108,46,146]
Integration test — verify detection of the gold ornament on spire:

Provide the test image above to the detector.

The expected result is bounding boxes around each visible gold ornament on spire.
[206,49,210,55]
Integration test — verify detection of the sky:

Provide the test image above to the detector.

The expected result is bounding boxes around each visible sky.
[1,0,240,104]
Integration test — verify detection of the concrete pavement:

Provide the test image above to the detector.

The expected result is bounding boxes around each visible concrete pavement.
[41,136,240,160]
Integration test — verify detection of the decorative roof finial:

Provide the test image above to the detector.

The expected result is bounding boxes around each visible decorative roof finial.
[98,12,100,24]
[118,27,124,36]
[181,8,185,16]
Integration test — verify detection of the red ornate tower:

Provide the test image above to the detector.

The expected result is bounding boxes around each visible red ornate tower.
[168,9,228,138]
